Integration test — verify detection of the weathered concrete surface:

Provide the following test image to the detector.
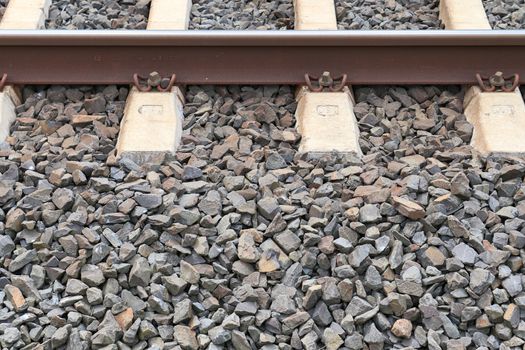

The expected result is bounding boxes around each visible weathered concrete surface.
[116,88,184,164]
[117,0,190,164]
[441,0,525,155]
[0,0,49,144]
[296,87,362,155]
[464,86,525,155]
[294,0,337,30]
[0,87,20,143]
[0,0,51,29]
[147,0,191,30]
[439,0,491,29]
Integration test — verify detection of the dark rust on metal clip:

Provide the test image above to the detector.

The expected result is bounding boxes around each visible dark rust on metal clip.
[0,74,7,90]
[305,72,347,92]
[133,72,176,92]
[476,71,520,92]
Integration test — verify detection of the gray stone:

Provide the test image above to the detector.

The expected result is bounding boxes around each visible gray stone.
[180,260,200,284]
[129,257,152,287]
[1,327,21,346]
[450,172,471,198]
[8,249,36,272]
[134,193,162,209]
[65,279,89,295]
[469,268,494,295]
[452,242,478,265]
[51,325,70,348]
[0,235,15,257]
[311,301,332,326]
[173,298,193,324]
[208,326,231,345]
[80,264,105,286]
[257,197,280,220]
[363,322,384,345]
[502,275,523,297]
[359,204,381,223]
[274,230,301,254]
[349,244,372,267]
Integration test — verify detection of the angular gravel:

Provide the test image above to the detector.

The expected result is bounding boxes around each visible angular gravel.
[1,83,525,349]
[336,0,441,30]
[189,0,293,30]
[483,0,525,29]
[45,0,150,29]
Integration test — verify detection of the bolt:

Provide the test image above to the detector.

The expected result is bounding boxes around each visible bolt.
[319,72,333,87]
[489,71,505,87]
[147,72,162,87]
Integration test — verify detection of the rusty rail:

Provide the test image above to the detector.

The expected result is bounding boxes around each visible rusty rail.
[0,30,524,85]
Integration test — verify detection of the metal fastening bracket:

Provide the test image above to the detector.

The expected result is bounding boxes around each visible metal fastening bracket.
[304,71,347,92]
[0,74,7,90]
[133,72,177,92]
[476,71,520,92]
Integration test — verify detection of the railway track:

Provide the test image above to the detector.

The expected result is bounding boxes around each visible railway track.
[1,1,525,350]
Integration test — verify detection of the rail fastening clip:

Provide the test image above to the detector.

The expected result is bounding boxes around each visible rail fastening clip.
[133,72,177,92]
[476,72,520,92]
[304,71,347,92]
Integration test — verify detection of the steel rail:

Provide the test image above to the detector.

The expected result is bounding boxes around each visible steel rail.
[0,30,524,85]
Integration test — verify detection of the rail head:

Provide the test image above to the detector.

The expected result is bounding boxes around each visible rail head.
[0,30,524,46]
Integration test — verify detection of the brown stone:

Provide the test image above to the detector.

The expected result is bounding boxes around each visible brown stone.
[354,185,391,204]
[391,319,413,338]
[71,114,105,126]
[503,303,520,328]
[5,284,28,312]
[115,307,134,330]
[238,233,260,263]
[318,236,335,254]
[399,154,426,168]
[476,314,492,329]
[258,250,280,272]
[173,325,198,350]
[424,247,446,266]
[392,196,426,220]
[345,207,359,221]
[413,117,435,130]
